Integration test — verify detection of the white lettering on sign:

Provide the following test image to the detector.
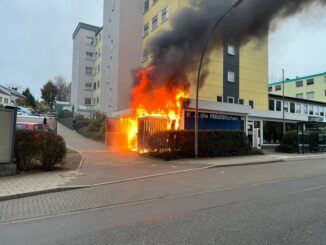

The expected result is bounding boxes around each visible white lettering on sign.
[186,112,239,121]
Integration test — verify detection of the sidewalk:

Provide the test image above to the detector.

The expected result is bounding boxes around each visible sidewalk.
[0,123,325,201]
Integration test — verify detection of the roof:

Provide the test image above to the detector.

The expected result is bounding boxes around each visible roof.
[0,85,11,96]
[0,85,25,99]
[72,22,102,39]
[269,71,326,86]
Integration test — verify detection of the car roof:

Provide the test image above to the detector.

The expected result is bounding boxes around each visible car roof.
[17,122,42,125]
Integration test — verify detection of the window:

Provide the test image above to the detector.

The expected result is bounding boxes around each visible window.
[98,64,101,73]
[303,104,308,115]
[296,93,303,99]
[249,100,254,109]
[320,107,324,117]
[142,48,149,61]
[268,86,273,92]
[314,106,319,116]
[324,90,326,96]
[238,99,244,105]
[162,6,169,22]
[99,33,102,42]
[93,82,96,90]
[152,15,158,30]
[144,0,149,13]
[86,37,95,45]
[84,98,92,105]
[276,100,282,112]
[296,80,303,87]
[306,92,315,100]
[4,98,8,104]
[307,78,314,85]
[227,97,234,104]
[153,0,159,5]
[269,99,275,111]
[85,67,93,75]
[143,23,149,37]
[227,71,235,83]
[217,96,223,102]
[97,97,99,104]
[284,102,289,112]
[275,85,282,91]
[228,44,236,56]
[309,105,314,115]
[290,102,295,113]
[324,76,326,83]
[86,52,94,59]
[85,82,92,89]
[0,97,2,103]
[97,80,100,88]
[295,103,302,114]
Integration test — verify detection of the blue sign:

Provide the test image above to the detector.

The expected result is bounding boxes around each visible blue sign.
[184,111,243,130]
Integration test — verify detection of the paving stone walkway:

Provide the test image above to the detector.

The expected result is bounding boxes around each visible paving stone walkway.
[0,123,325,201]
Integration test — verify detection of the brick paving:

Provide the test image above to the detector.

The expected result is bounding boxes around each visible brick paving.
[0,171,79,198]
[2,157,326,223]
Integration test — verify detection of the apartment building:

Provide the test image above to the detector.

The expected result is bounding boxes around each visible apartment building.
[269,72,326,103]
[142,0,269,111]
[71,0,143,117]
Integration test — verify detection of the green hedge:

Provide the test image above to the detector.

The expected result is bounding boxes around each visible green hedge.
[57,113,105,142]
[275,131,298,153]
[15,131,66,171]
[148,130,258,160]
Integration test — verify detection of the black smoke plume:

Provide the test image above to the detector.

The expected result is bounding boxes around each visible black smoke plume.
[144,0,326,90]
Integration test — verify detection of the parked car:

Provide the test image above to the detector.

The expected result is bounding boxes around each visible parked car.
[17,106,32,116]
[16,122,53,132]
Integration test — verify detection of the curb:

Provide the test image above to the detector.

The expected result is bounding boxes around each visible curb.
[0,185,91,202]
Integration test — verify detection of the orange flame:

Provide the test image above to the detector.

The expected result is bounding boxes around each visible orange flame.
[114,66,189,152]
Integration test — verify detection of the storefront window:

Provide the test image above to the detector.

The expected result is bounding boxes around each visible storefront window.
[263,121,297,145]
[263,121,283,144]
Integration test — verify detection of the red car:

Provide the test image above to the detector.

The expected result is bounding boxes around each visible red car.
[16,122,49,131]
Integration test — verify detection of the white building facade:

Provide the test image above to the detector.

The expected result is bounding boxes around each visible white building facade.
[71,0,143,117]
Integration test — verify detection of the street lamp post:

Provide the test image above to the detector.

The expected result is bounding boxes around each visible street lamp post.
[194,0,244,158]
[282,68,286,135]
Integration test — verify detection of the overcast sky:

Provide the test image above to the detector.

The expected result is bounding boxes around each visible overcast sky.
[0,1,325,99]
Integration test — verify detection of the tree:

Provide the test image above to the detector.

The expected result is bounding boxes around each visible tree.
[22,88,37,109]
[41,81,58,114]
[54,76,71,102]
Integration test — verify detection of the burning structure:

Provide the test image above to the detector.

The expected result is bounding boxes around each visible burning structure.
[105,0,326,152]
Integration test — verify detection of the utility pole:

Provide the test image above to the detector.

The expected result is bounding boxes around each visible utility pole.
[282,68,286,135]
[194,0,244,158]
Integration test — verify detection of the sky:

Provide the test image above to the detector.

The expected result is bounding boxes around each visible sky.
[0,1,325,99]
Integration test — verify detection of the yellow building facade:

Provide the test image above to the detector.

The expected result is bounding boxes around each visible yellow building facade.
[269,72,326,103]
[142,0,269,110]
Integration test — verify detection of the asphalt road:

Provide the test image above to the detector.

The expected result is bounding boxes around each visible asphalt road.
[1,158,326,245]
